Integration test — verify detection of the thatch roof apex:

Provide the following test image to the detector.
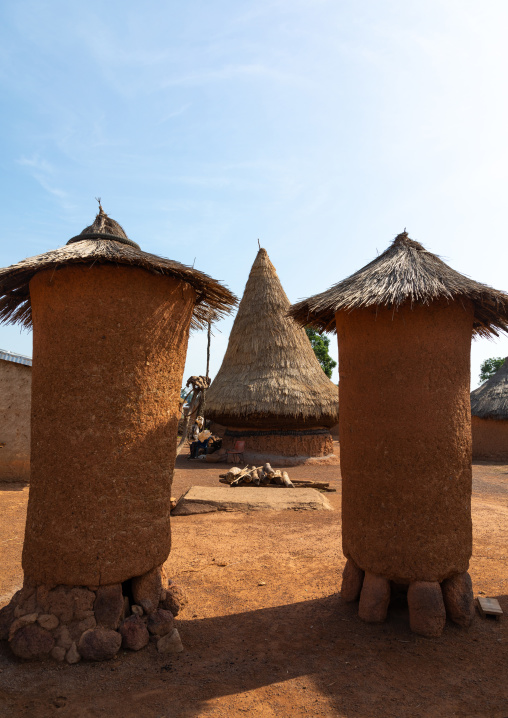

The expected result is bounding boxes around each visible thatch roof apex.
[206,248,339,428]
[471,357,508,420]
[67,205,140,249]
[289,231,508,338]
[0,209,237,330]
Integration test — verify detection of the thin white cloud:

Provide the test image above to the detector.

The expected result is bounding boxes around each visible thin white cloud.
[157,104,192,125]
[156,63,301,90]
[17,154,76,210]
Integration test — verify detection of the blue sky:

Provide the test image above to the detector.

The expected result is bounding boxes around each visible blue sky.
[1,0,507,387]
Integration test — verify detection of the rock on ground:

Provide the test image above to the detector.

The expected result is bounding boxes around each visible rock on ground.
[78,628,122,661]
[408,581,446,638]
[119,616,150,651]
[157,628,184,654]
[9,624,54,660]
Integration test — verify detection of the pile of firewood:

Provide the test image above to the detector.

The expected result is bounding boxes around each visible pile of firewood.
[219,463,335,491]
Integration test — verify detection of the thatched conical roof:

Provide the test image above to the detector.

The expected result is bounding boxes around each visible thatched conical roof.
[0,206,237,330]
[206,248,339,428]
[289,231,508,338]
[471,358,508,420]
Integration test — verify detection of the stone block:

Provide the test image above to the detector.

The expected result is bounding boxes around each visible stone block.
[358,572,390,623]
[147,609,174,638]
[78,628,122,661]
[119,616,149,651]
[94,584,124,629]
[132,567,163,612]
[161,581,187,617]
[37,614,59,631]
[157,628,183,654]
[341,559,364,602]
[441,572,475,627]
[408,581,446,637]
[10,624,54,660]
[66,642,81,664]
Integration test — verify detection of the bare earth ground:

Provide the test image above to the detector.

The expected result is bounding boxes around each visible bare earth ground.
[0,443,507,718]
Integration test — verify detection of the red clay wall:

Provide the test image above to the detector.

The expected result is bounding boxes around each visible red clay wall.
[336,299,474,584]
[23,264,195,586]
[221,427,334,457]
[472,415,508,460]
[0,360,31,482]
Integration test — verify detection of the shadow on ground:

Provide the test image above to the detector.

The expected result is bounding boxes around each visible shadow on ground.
[1,592,507,718]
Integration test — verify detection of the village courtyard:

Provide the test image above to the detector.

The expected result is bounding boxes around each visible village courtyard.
[0,447,506,718]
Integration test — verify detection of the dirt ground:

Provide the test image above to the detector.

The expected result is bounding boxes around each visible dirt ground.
[0,443,507,718]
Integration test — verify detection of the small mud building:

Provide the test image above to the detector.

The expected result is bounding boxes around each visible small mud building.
[471,357,508,460]
[206,247,339,459]
[0,349,31,482]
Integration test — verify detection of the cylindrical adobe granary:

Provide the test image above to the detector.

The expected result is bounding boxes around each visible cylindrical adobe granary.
[336,299,474,585]
[290,231,508,637]
[24,263,194,587]
[0,206,236,662]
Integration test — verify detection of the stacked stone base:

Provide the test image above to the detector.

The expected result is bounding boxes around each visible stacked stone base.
[0,565,187,662]
[341,558,475,637]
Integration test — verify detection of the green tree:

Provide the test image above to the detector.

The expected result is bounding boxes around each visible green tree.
[479,357,505,383]
[305,328,337,379]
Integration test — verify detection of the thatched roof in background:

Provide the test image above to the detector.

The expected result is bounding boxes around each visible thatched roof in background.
[289,232,508,338]
[0,207,237,330]
[471,358,508,420]
[206,248,339,428]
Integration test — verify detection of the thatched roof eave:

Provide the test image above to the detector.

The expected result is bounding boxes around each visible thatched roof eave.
[289,232,508,339]
[0,239,237,331]
[471,357,508,420]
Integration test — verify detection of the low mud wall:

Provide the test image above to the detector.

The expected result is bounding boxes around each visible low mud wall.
[0,360,31,483]
[222,427,334,458]
[472,415,508,461]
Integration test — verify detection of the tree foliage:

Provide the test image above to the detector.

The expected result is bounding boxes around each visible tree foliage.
[479,357,505,383]
[305,328,337,379]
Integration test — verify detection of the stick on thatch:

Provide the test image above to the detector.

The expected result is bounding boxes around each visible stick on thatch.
[289,232,508,339]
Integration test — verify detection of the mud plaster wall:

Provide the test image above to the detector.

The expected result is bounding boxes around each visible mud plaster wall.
[221,427,334,457]
[23,264,195,587]
[0,360,31,482]
[336,299,474,584]
[472,415,508,461]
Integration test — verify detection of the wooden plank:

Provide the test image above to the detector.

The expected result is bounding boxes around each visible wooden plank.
[477,596,503,618]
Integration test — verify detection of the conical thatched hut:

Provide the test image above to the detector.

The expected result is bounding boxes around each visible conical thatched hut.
[471,357,508,460]
[290,231,508,637]
[206,248,339,461]
[0,206,236,662]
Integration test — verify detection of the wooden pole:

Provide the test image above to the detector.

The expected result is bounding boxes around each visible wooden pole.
[206,321,211,380]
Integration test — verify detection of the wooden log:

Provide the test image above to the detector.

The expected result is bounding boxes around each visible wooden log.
[219,466,244,483]
[281,471,294,488]
[230,465,262,487]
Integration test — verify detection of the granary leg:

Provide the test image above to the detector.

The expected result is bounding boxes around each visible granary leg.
[407,581,446,638]
[441,571,475,627]
[340,558,364,602]
[358,572,391,623]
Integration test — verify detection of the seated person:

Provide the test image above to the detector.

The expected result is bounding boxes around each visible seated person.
[189,418,212,459]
